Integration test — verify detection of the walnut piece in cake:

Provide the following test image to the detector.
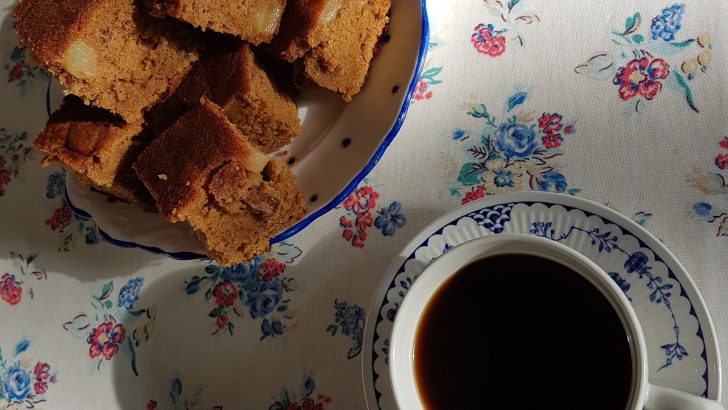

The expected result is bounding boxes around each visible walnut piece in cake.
[270,0,391,101]
[145,0,285,44]
[34,96,154,208]
[13,0,201,121]
[148,40,300,153]
[134,97,305,265]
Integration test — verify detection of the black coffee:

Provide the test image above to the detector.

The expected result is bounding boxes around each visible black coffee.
[413,254,633,410]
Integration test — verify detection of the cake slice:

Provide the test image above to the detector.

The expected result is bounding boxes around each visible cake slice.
[13,0,200,122]
[147,40,300,153]
[270,0,390,100]
[34,96,154,208]
[145,0,285,44]
[134,97,305,265]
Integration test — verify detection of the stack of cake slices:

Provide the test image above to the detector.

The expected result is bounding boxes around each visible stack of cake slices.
[14,0,391,265]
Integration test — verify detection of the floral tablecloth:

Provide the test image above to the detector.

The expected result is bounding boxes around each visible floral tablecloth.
[1,0,727,408]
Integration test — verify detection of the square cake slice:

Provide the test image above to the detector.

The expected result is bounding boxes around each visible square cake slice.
[270,0,390,100]
[145,0,285,44]
[13,0,200,121]
[34,96,154,208]
[134,97,305,265]
[148,40,300,153]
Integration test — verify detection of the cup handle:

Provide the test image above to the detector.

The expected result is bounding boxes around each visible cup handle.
[645,384,724,410]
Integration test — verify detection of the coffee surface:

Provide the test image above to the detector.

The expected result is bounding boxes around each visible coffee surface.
[413,254,633,409]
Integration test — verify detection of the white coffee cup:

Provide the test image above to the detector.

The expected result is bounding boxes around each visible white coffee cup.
[389,234,724,410]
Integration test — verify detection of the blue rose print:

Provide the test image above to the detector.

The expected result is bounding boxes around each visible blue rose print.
[117,277,144,309]
[536,171,568,192]
[246,281,283,319]
[221,261,258,283]
[2,364,31,401]
[493,122,537,160]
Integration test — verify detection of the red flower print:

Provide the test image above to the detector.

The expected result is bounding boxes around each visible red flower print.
[471,23,506,57]
[343,186,379,213]
[720,138,728,150]
[8,61,24,82]
[34,362,50,380]
[339,215,352,228]
[0,169,10,195]
[87,321,126,360]
[563,125,575,135]
[146,400,158,410]
[613,57,669,101]
[34,380,48,395]
[45,205,74,230]
[340,185,380,248]
[542,133,563,149]
[317,394,332,404]
[462,185,485,205]
[285,403,299,410]
[413,79,433,101]
[0,273,22,305]
[212,281,238,307]
[302,397,325,410]
[256,259,285,282]
[216,313,229,329]
[355,211,373,231]
[351,234,365,248]
[538,113,563,133]
[715,154,728,170]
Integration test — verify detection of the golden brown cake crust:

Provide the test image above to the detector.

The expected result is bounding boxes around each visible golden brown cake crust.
[268,0,332,62]
[135,97,243,219]
[148,40,300,153]
[145,0,286,44]
[34,96,154,207]
[13,0,96,62]
[134,97,305,265]
[34,96,142,187]
[303,0,390,100]
[269,0,390,100]
[14,0,201,121]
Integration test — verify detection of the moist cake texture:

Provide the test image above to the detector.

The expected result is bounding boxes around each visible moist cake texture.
[270,0,390,100]
[13,0,200,121]
[134,97,305,265]
[148,40,300,153]
[145,0,285,44]
[34,96,154,207]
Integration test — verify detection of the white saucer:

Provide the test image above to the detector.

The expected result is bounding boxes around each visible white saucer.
[362,192,722,409]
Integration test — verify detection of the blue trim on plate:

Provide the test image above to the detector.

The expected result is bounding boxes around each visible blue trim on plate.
[64,183,208,261]
[65,0,431,258]
[271,1,430,243]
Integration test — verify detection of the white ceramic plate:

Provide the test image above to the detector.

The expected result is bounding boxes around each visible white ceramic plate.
[63,0,429,259]
[362,192,722,409]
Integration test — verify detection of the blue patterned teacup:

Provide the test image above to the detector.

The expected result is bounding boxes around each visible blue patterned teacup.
[389,234,724,410]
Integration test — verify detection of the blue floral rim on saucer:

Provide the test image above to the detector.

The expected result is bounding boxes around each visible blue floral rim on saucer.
[363,192,721,409]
